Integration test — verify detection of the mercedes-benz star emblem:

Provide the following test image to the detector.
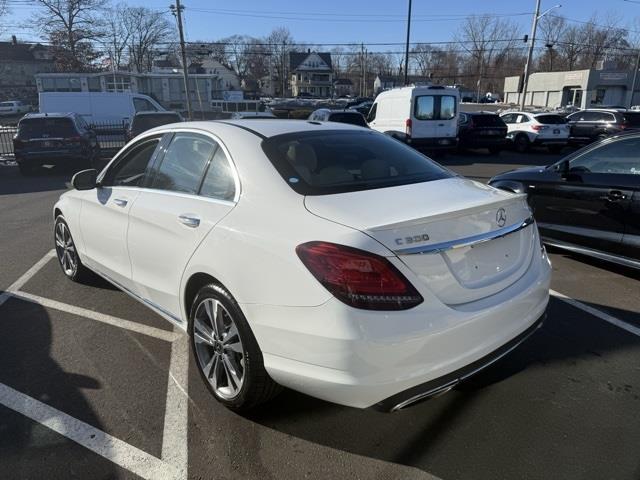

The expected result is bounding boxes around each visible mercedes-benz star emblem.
[496,208,507,227]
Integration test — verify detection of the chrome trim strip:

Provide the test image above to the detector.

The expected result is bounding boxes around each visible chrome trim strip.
[395,216,535,256]
[542,237,640,270]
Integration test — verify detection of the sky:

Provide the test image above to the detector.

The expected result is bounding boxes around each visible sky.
[2,0,637,47]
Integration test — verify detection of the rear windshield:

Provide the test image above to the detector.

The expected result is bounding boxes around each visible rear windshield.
[470,114,504,126]
[623,112,640,126]
[18,118,76,139]
[328,112,368,127]
[261,130,453,195]
[132,114,181,130]
[535,115,566,125]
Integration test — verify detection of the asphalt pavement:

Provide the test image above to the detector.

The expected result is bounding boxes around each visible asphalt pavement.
[0,148,638,480]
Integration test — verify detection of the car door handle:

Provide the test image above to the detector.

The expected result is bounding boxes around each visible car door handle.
[113,198,128,207]
[178,214,200,228]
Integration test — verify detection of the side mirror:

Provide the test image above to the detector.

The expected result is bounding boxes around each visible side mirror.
[72,169,98,190]
[555,160,569,173]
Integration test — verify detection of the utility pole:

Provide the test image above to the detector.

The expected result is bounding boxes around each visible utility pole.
[404,0,412,85]
[630,49,640,108]
[520,0,542,110]
[364,48,368,97]
[281,41,286,97]
[360,43,365,96]
[171,0,192,120]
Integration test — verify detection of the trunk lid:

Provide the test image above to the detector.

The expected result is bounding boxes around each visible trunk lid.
[304,177,536,305]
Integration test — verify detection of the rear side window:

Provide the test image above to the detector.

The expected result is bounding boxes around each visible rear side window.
[151,133,216,194]
[328,112,368,127]
[133,97,158,112]
[200,147,236,201]
[261,130,453,195]
[535,115,566,125]
[366,103,377,122]
[18,118,76,139]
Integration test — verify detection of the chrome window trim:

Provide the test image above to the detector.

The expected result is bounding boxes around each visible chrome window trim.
[98,126,242,203]
[395,216,535,256]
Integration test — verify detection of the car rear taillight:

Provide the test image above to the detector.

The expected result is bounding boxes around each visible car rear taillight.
[620,121,629,130]
[296,241,423,310]
[405,118,412,138]
[531,125,547,131]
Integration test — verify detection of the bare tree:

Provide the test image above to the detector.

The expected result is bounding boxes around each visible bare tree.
[33,0,106,71]
[125,7,173,73]
[0,0,8,35]
[581,14,628,68]
[330,46,347,77]
[411,43,442,76]
[537,14,566,71]
[456,15,520,95]
[100,4,130,71]
[265,27,293,95]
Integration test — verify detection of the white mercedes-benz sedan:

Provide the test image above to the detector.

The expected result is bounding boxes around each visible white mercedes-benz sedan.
[53,120,551,411]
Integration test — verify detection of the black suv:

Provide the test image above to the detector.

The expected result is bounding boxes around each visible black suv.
[457,112,508,153]
[126,111,183,141]
[13,113,100,175]
[566,109,640,145]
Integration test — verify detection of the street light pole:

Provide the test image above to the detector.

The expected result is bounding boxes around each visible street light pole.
[520,0,542,110]
[171,0,192,120]
[520,3,562,110]
[404,0,412,85]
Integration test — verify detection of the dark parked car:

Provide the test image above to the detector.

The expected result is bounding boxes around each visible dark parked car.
[348,101,373,116]
[566,109,640,145]
[127,111,183,140]
[308,108,369,127]
[489,133,640,270]
[13,113,100,176]
[458,112,508,153]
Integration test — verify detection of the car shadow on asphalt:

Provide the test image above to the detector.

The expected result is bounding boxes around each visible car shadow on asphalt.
[241,297,640,478]
[0,165,71,195]
[547,246,640,282]
[0,297,119,478]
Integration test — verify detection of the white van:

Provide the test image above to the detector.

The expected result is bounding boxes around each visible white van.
[39,92,165,125]
[367,85,460,149]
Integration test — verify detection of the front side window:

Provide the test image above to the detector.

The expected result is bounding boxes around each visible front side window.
[103,137,161,187]
[262,130,453,195]
[151,133,216,194]
[133,98,158,113]
[367,103,377,122]
[569,137,640,175]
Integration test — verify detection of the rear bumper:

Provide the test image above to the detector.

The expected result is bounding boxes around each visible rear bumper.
[374,312,545,411]
[407,137,458,149]
[243,247,552,409]
[15,148,88,165]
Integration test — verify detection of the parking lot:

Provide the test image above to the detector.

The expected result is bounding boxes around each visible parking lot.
[1,148,639,480]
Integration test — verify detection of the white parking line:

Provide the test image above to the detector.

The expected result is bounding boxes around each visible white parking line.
[9,290,179,343]
[0,250,55,308]
[551,289,640,337]
[0,382,181,480]
[161,333,190,479]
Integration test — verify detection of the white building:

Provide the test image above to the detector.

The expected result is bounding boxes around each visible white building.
[289,51,333,98]
[35,70,230,112]
[504,66,640,109]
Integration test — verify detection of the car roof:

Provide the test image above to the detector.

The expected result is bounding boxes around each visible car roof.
[146,119,366,139]
[22,112,76,119]
[133,111,181,117]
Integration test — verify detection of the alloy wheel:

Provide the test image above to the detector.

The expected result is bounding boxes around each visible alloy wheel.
[55,221,78,277]
[193,298,245,399]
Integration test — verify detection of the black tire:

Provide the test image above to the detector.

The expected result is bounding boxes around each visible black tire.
[54,216,93,283]
[488,146,502,155]
[514,134,530,153]
[18,163,36,176]
[189,284,281,411]
[547,145,564,154]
